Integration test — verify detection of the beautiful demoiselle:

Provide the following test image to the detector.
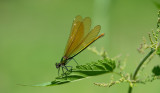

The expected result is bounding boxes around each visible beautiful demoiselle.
[55,15,104,75]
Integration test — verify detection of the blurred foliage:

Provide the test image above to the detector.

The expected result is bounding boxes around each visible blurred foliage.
[138,10,160,56]
[152,65,160,76]
[156,45,160,56]
[154,0,160,9]
[94,11,160,93]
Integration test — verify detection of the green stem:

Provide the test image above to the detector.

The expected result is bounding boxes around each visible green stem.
[128,48,155,93]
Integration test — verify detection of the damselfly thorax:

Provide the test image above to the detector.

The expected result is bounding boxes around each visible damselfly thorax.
[55,56,69,69]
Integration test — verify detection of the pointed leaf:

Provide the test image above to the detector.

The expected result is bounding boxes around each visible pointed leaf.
[34,58,116,86]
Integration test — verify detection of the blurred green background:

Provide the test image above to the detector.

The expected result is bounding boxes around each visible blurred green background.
[0,0,160,93]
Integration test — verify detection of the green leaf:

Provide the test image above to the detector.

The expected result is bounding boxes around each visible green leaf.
[34,58,116,86]
[152,65,160,76]
[156,44,160,56]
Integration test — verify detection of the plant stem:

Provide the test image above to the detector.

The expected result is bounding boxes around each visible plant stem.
[128,48,155,93]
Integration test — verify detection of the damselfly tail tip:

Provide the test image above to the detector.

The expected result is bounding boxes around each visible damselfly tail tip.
[98,33,104,38]
[101,33,104,36]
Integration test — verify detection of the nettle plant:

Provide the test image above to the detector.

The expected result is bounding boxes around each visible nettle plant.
[34,11,160,93]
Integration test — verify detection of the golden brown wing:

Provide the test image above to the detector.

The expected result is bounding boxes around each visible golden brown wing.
[64,16,91,57]
[64,15,82,56]
[67,25,104,58]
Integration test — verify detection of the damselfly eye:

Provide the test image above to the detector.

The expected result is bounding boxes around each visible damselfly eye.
[55,63,61,68]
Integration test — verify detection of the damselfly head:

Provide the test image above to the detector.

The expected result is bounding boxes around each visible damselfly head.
[55,63,61,68]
